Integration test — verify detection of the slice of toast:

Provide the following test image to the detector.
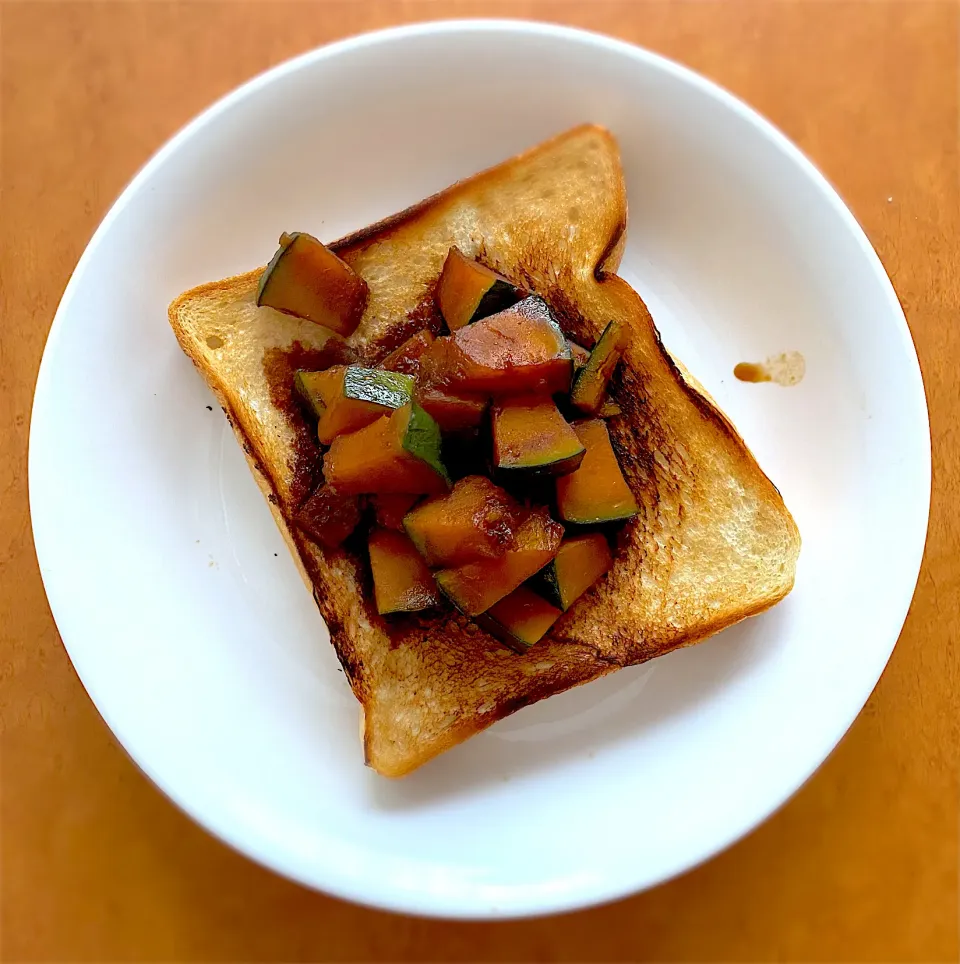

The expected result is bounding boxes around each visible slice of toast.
[169,124,800,777]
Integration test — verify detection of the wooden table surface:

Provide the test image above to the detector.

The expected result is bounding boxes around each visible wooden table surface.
[2,2,958,960]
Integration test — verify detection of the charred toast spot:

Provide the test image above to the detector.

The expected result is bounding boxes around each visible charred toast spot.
[311,585,365,690]
[600,358,692,593]
[500,693,535,716]
[334,634,364,686]
[537,285,599,348]
[595,217,627,280]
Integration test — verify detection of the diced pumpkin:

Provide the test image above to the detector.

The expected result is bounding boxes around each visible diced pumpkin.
[436,247,520,331]
[257,231,368,336]
[570,321,629,415]
[293,369,330,420]
[378,330,436,375]
[477,586,562,653]
[371,493,421,531]
[555,419,639,525]
[324,403,450,495]
[529,532,613,610]
[435,510,563,616]
[294,484,362,548]
[428,295,573,396]
[296,365,414,445]
[415,382,488,433]
[404,475,523,567]
[368,528,441,614]
[492,396,585,477]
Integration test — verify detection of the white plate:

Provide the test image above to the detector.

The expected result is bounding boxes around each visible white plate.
[30,21,930,918]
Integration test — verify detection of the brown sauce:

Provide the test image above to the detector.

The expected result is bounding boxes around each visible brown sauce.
[366,291,444,364]
[262,338,356,508]
[734,362,772,383]
[734,352,805,387]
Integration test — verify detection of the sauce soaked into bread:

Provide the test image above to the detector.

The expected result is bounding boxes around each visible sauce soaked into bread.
[263,339,355,507]
[369,292,444,363]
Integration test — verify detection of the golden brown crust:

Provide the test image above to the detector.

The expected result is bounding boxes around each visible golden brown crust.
[168,124,799,777]
[328,124,618,260]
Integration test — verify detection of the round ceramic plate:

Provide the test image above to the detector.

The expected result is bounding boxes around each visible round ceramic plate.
[30,21,930,918]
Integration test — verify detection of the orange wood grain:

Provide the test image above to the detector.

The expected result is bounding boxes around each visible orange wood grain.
[1,2,958,961]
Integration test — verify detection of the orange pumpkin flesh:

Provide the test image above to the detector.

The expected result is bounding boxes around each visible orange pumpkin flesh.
[429,296,572,396]
[323,404,449,496]
[569,321,629,415]
[531,532,613,610]
[477,586,563,652]
[404,475,523,568]
[492,395,585,476]
[555,419,639,525]
[257,232,368,336]
[277,243,640,645]
[415,383,488,433]
[298,366,414,445]
[378,330,436,375]
[368,528,440,614]
[436,247,519,331]
[435,510,564,616]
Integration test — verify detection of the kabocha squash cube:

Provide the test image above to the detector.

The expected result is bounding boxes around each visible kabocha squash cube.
[435,510,563,616]
[555,419,638,525]
[403,476,522,568]
[257,231,368,335]
[368,528,440,615]
[436,247,521,331]
[492,396,585,477]
[477,586,562,652]
[324,403,449,496]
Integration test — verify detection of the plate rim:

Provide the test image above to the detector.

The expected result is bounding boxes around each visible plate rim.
[28,18,932,919]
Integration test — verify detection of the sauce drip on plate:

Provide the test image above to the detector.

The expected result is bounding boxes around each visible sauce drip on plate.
[734,351,805,386]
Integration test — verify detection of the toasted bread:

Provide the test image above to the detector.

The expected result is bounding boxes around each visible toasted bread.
[169,124,800,777]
